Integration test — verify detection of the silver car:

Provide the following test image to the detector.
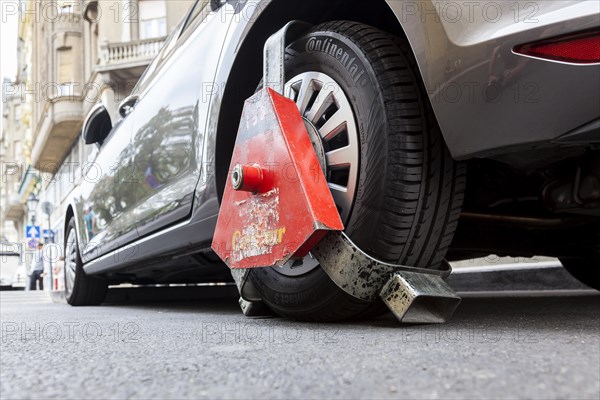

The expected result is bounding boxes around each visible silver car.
[65,0,599,319]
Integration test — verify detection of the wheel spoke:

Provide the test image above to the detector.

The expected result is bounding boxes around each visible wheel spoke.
[325,146,353,168]
[64,230,78,294]
[284,85,296,101]
[68,243,76,261]
[305,87,335,123]
[328,182,352,214]
[66,267,74,288]
[318,108,347,141]
[295,78,313,113]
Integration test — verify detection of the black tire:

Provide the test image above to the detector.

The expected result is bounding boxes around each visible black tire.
[560,258,600,291]
[64,219,108,306]
[248,21,466,321]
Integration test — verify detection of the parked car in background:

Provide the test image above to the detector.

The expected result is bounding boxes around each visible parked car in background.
[64,0,599,317]
[0,246,26,290]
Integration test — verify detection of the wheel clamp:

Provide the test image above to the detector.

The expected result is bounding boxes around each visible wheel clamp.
[211,22,461,324]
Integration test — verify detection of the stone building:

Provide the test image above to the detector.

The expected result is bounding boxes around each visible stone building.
[1,6,34,244]
[1,78,30,243]
[3,0,193,249]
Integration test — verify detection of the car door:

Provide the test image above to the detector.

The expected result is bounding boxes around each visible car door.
[127,0,233,238]
[78,115,136,262]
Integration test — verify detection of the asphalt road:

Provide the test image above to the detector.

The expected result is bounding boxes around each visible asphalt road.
[1,288,599,400]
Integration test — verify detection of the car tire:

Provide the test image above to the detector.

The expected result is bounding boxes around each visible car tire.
[64,218,108,306]
[560,257,600,291]
[248,21,466,321]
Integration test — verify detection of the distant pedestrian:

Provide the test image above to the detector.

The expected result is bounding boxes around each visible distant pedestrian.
[53,256,65,291]
[28,243,45,290]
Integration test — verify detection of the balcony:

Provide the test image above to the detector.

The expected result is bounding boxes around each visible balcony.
[2,194,25,222]
[96,37,166,81]
[30,95,83,173]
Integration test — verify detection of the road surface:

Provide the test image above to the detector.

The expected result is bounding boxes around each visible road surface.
[1,287,599,399]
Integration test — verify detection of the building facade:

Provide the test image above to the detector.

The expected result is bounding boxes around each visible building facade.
[2,0,193,255]
[1,78,31,243]
[1,6,34,244]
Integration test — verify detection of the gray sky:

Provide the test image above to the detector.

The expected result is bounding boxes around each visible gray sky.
[1,1,19,82]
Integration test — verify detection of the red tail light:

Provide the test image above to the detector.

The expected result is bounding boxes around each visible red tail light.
[514,30,600,65]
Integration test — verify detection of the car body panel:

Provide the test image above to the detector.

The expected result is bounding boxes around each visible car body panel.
[129,3,235,239]
[75,2,233,265]
[77,113,138,263]
[80,2,240,273]
[384,0,600,158]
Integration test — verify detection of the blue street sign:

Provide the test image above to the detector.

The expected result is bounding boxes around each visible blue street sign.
[26,225,41,239]
[43,229,54,239]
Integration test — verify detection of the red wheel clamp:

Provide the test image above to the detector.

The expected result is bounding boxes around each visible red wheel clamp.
[211,22,461,324]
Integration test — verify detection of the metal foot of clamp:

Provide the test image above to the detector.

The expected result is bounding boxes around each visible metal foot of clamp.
[230,269,276,317]
[312,233,461,324]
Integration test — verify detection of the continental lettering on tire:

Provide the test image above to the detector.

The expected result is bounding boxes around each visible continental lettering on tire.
[305,37,367,86]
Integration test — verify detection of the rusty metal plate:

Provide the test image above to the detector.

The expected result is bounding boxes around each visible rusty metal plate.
[311,232,452,302]
[380,272,461,324]
[211,88,343,269]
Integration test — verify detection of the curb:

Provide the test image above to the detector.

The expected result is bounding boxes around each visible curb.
[49,284,239,304]
[448,262,593,292]
[47,263,596,304]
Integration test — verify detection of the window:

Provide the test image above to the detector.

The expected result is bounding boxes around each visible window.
[57,47,74,97]
[57,0,76,14]
[139,0,167,39]
[59,4,73,14]
[57,47,73,84]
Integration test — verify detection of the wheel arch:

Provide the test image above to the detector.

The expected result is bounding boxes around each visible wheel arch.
[63,197,86,258]
[64,205,74,240]
[215,0,412,200]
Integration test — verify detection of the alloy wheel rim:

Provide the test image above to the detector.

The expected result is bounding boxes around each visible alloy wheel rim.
[274,71,359,277]
[65,229,77,295]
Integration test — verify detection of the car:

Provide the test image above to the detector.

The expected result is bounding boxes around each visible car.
[0,247,26,290]
[65,0,599,316]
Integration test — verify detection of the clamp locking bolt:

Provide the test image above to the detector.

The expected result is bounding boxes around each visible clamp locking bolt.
[232,164,263,193]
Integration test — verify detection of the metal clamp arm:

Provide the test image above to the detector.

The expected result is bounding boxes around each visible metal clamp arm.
[263,21,312,94]
[312,232,461,323]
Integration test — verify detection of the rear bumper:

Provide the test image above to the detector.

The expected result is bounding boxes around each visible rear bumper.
[386,0,600,159]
